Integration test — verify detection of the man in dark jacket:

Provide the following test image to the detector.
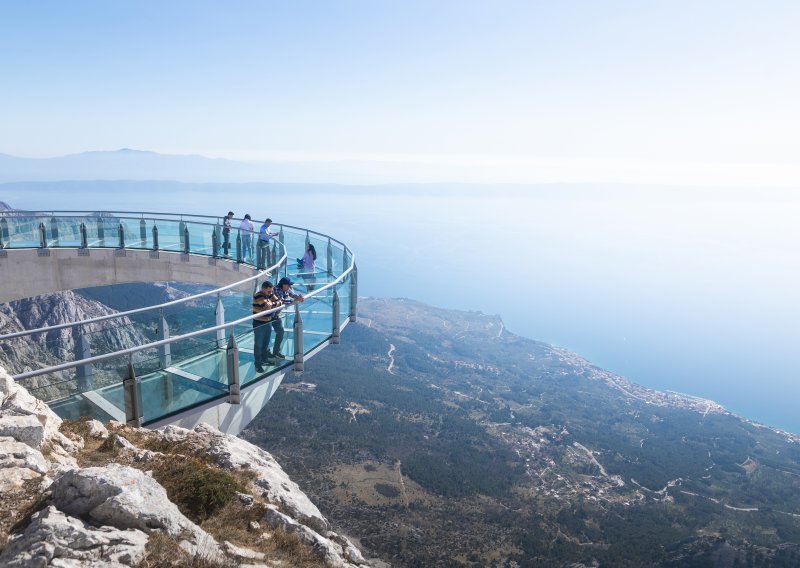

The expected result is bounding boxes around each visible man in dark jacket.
[252,281,283,372]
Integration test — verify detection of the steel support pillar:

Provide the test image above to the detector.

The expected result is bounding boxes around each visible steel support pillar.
[123,358,143,427]
[227,331,241,404]
[349,263,358,322]
[215,294,226,347]
[157,310,171,368]
[332,289,341,344]
[293,304,304,374]
[73,326,93,392]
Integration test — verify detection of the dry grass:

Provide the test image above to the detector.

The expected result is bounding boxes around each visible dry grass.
[201,501,321,568]
[0,477,48,554]
[136,532,235,568]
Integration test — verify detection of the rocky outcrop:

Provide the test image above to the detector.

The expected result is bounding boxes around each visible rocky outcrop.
[0,290,147,402]
[1,506,148,567]
[0,365,372,567]
[52,464,222,559]
[160,422,331,533]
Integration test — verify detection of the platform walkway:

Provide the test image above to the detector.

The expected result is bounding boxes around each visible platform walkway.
[0,211,356,434]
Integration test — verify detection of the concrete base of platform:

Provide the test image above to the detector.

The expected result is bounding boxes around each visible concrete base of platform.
[0,248,260,303]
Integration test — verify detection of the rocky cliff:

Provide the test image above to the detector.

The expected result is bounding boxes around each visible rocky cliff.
[0,290,147,401]
[0,365,373,567]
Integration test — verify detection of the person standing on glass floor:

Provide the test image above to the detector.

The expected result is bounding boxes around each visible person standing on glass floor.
[222,211,234,257]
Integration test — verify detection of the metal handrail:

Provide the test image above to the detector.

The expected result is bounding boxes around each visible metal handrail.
[0,210,351,251]
[11,254,355,381]
[0,214,290,340]
[0,253,285,341]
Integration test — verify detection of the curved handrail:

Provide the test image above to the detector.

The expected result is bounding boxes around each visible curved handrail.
[11,252,355,381]
[0,210,352,252]
[0,214,288,341]
[0,255,285,341]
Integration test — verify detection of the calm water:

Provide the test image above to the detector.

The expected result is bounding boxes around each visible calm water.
[4,183,800,433]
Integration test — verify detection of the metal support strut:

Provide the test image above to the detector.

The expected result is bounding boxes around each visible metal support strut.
[79,223,88,249]
[123,357,143,427]
[293,303,304,374]
[349,263,358,322]
[227,331,241,404]
[215,294,225,347]
[157,309,171,368]
[332,289,341,344]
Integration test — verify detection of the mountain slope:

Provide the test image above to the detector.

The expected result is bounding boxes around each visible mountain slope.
[243,298,800,566]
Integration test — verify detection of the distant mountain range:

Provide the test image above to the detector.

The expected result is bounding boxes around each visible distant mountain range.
[0,148,490,185]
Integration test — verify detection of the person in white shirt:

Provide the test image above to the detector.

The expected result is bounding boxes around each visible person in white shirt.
[257,218,276,269]
[239,214,255,263]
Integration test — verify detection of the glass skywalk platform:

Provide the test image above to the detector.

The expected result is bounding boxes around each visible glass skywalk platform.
[0,211,356,430]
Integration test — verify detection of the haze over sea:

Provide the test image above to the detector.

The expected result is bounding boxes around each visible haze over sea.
[4,182,799,434]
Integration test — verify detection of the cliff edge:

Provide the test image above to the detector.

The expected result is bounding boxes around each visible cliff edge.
[0,365,374,567]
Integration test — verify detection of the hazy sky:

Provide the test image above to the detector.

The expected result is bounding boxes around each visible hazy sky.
[2,1,800,186]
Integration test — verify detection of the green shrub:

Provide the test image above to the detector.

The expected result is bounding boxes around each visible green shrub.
[149,455,245,524]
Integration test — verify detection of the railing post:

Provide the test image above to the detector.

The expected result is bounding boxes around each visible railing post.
[152,225,159,251]
[227,331,240,404]
[293,304,304,374]
[332,289,340,344]
[50,217,59,246]
[73,325,93,392]
[157,309,171,368]
[0,217,8,246]
[236,231,242,263]
[179,220,186,250]
[183,226,190,254]
[123,357,143,427]
[39,222,47,248]
[118,223,125,249]
[79,222,88,248]
[270,241,277,268]
[212,228,219,259]
[215,293,225,347]
[139,219,147,247]
[350,264,358,322]
[326,238,333,275]
[96,217,105,246]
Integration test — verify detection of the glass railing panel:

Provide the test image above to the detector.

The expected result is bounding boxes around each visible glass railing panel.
[25,353,132,423]
[184,221,216,256]
[2,216,42,248]
[336,273,352,328]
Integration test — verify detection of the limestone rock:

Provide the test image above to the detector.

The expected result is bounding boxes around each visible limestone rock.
[223,540,267,561]
[328,530,368,565]
[110,433,137,451]
[86,419,109,439]
[263,505,358,568]
[0,414,49,449]
[0,466,41,494]
[0,435,49,474]
[50,463,222,559]
[0,367,79,455]
[0,505,147,567]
